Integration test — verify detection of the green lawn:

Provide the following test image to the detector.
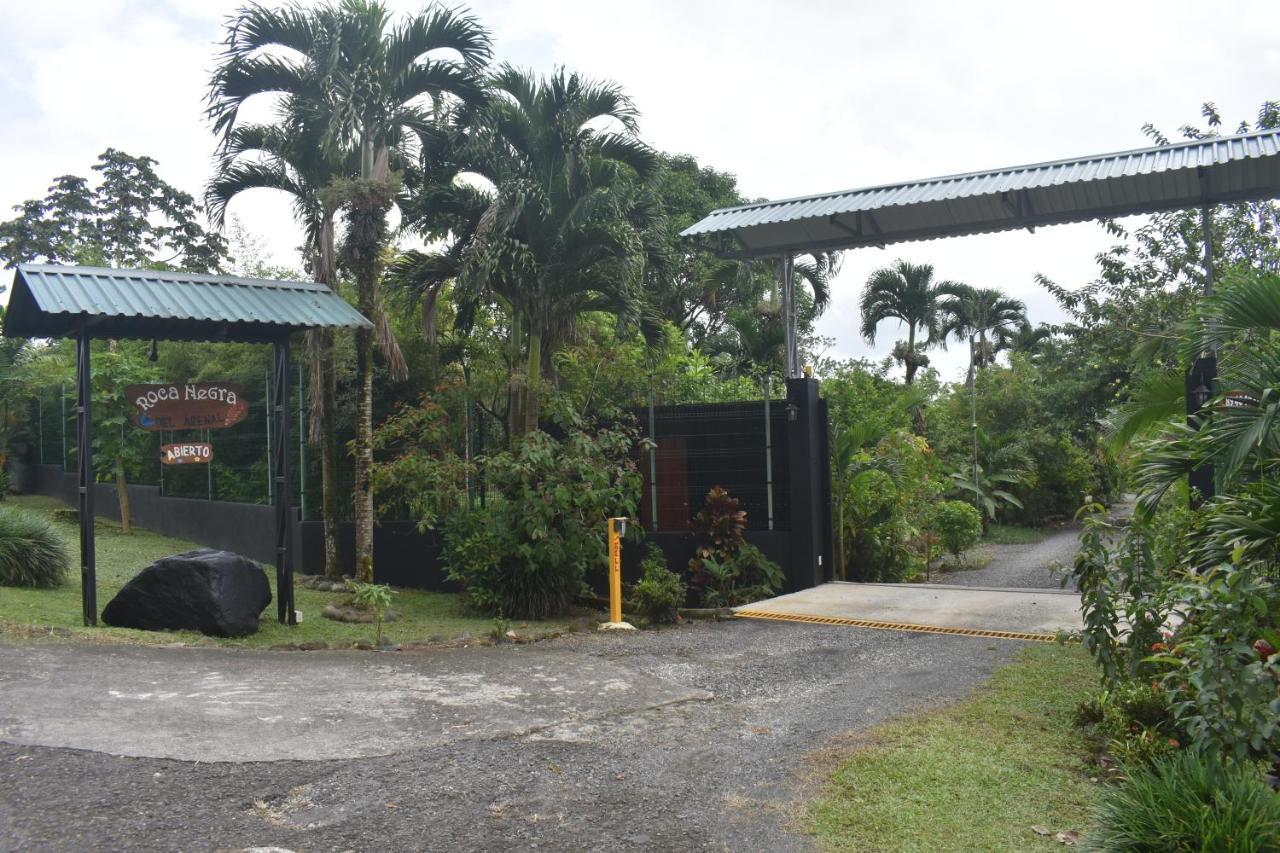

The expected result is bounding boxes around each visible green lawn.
[809,643,1098,852]
[0,494,577,648]
[984,523,1048,545]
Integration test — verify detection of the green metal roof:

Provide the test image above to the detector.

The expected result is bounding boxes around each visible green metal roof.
[2,264,372,342]
[682,127,1280,257]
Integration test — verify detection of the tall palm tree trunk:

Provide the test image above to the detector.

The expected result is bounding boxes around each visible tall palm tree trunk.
[319,329,341,579]
[904,323,918,385]
[338,171,397,584]
[524,324,542,435]
[353,323,375,582]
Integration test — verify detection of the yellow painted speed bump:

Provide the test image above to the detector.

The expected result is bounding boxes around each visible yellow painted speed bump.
[733,609,1064,643]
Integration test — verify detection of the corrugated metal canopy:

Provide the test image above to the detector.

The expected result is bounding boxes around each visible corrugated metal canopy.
[2,264,372,342]
[681,128,1280,257]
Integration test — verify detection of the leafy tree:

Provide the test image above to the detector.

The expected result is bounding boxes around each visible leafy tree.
[0,149,228,272]
[647,153,769,345]
[208,0,491,582]
[859,260,954,384]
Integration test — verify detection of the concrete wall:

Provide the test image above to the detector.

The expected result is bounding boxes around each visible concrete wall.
[24,464,277,564]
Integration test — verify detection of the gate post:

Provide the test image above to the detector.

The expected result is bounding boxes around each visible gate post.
[785,376,831,591]
[272,337,295,625]
[76,326,97,626]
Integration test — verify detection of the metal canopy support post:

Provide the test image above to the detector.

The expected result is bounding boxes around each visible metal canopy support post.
[60,383,66,470]
[272,338,295,626]
[1188,205,1217,504]
[75,327,96,626]
[781,253,799,378]
[298,362,306,520]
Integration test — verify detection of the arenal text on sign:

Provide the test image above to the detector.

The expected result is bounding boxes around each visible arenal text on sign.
[161,443,214,466]
[125,382,248,431]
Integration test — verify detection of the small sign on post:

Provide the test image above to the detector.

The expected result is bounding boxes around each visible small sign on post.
[161,442,213,466]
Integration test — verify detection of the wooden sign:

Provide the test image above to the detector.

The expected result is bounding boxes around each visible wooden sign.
[161,443,213,466]
[126,383,248,432]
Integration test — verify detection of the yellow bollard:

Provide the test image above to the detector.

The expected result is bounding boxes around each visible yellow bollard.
[601,517,635,631]
[609,517,623,623]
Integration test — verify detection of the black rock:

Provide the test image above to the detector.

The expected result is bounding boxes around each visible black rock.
[102,549,272,637]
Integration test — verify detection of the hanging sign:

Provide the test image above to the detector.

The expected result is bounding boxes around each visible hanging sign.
[1222,390,1259,409]
[160,442,213,466]
[126,382,248,431]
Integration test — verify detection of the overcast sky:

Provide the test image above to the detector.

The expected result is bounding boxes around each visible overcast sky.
[2,0,1278,381]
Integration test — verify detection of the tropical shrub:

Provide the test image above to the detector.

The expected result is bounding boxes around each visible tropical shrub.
[348,581,394,648]
[1075,681,1180,769]
[441,425,640,619]
[931,500,982,561]
[689,485,746,564]
[687,486,783,605]
[696,543,784,608]
[1150,565,1280,764]
[370,396,470,530]
[0,506,70,588]
[1084,752,1280,852]
[830,419,940,583]
[631,544,685,624]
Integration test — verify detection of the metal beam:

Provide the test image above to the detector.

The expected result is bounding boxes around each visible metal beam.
[272,337,296,626]
[75,325,96,626]
[1000,190,1037,234]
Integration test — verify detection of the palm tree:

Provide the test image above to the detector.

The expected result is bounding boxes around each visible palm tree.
[937,285,1027,386]
[1005,321,1054,361]
[458,65,660,436]
[208,0,491,582]
[205,119,351,581]
[859,261,952,384]
[386,101,493,371]
[937,284,1027,515]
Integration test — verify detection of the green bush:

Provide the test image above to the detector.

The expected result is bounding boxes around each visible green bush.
[932,500,982,560]
[631,544,685,624]
[0,506,70,588]
[1076,681,1180,768]
[697,542,784,608]
[1084,752,1280,852]
[441,426,640,619]
[0,467,9,499]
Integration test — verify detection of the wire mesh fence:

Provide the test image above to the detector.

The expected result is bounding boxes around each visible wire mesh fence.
[27,364,319,516]
[27,371,801,536]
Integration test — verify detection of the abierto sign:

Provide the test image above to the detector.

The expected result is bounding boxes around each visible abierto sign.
[126,383,248,431]
[161,443,213,466]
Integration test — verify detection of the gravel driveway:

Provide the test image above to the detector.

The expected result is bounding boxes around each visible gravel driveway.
[940,526,1081,590]
[0,621,1022,852]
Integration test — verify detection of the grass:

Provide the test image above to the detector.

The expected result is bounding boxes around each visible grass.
[984,524,1048,545]
[0,494,578,649]
[809,643,1099,852]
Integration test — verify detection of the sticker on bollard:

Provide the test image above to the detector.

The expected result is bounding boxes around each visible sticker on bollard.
[161,442,213,465]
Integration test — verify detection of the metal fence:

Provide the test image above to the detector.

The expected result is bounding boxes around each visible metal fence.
[27,364,317,516]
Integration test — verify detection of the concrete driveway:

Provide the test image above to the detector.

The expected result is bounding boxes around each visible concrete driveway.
[737,581,1082,640]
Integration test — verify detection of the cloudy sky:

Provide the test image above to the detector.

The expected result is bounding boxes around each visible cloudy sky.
[1,0,1278,380]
